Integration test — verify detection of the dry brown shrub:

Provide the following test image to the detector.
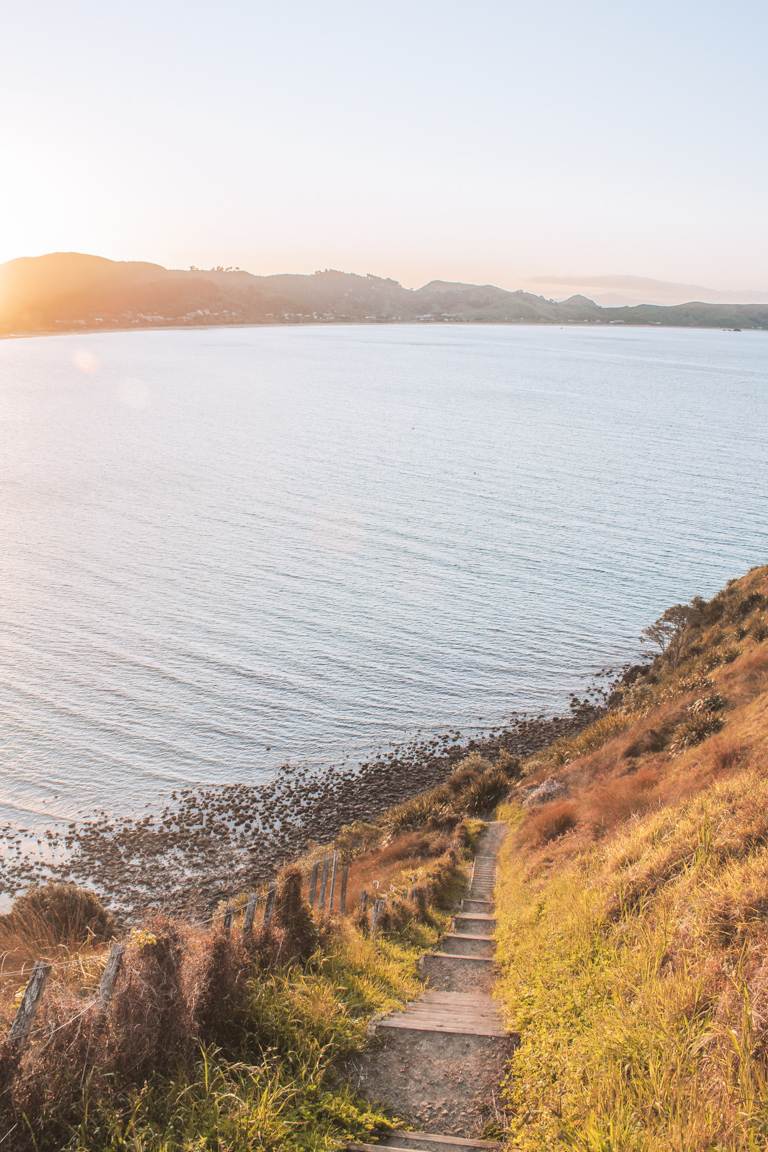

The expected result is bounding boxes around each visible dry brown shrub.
[0,883,115,951]
[186,928,249,1047]
[272,867,318,962]
[622,726,669,759]
[343,829,449,912]
[584,767,660,833]
[421,848,465,909]
[444,755,489,795]
[374,895,417,935]
[523,800,579,847]
[463,766,509,814]
[710,737,750,774]
[103,916,190,1082]
[11,988,103,1148]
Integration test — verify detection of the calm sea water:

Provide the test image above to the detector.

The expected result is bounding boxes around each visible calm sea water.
[0,323,765,829]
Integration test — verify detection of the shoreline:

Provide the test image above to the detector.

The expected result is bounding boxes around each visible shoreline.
[0,705,596,922]
[1,317,765,344]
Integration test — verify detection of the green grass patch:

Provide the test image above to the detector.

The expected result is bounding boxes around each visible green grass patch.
[63,919,437,1151]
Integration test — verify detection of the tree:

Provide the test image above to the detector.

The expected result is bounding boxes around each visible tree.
[641,603,694,665]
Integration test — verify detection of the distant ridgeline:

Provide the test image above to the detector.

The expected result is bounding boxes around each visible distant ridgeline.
[2,252,768,334]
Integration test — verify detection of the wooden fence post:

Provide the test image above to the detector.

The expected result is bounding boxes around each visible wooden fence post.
[370,898,383,935]
[8,961,51,1052]
[328,851,338,912]
[97,943,125,1009]
[359,890,368,913]
[339,861,350,914]
[222,906,234,935]
[319,857,330,909]
[308,862,319,908]
[243,892,258,940]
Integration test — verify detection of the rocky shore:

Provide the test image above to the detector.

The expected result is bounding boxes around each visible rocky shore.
[0,707,592,921]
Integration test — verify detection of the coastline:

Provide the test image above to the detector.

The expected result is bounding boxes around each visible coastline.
[0,705,595,922]
[0,316,764,344]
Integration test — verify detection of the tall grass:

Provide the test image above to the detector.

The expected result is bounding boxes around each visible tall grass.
[0,815,463,1150]
[496,766,768,1151]
[64,916,437,1151]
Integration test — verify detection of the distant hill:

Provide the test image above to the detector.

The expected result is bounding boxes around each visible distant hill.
[526,272,768,307]
[1,252,767,335]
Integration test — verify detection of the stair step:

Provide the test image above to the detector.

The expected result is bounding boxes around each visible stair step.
[391,1009,501,1023]
[440,934,495,958]
[388,1133,502,1150]
[421,991,493,1003]
[461,899,493,913]
[348,1133,501,1151]
[376,1017,507,1037]
[428,951,494,963]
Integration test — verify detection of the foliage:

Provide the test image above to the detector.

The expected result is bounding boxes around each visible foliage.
[495,564,768,1151]
[0,882,116,948]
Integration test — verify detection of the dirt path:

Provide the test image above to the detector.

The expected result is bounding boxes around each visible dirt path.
[347,821,514,1151]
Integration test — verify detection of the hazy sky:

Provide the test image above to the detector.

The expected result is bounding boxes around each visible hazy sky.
[2,0,767,290]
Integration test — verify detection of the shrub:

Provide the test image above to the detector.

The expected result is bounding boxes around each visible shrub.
[523,800,579,846]
[2,883,115,948]
[753,619,768,643]
[187,928,249,1047]
[670,713,725,753]
[104,917,190,1081]
[11,988,102,1149]
[462,766,509,814]
[272,867,318,962]
[623,726,669,758]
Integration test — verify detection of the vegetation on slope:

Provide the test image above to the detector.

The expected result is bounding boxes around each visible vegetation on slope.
[495,565,768,1151]
[0,754,506,1150]
[3,252,768,334]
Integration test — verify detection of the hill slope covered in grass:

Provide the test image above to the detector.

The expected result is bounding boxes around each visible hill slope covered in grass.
[495,564,768,1151]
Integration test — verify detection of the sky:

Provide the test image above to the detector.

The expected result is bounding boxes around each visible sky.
[2,0,767,294]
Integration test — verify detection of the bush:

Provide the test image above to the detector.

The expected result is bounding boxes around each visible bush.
[623,726,669,758]
[462,766,509,814]
[104,917,190,1081]
[2,882,115,948]
[523,800,579,846]
[753,619,768,643]
[670,712,725,753]
[187,929,249,1047]
[272,867,318,962]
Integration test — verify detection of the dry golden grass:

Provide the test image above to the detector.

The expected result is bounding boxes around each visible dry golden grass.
[496,564,768,1150]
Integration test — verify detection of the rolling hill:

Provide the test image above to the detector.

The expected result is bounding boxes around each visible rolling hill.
[2,252,768,335]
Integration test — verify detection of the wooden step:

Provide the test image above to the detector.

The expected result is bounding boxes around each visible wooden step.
[453,914,496,934]
[348,1133,501,1150]
[439,933,495,958]
[376,1017,507,1037]
[420,991,494,1004]
[386,1133,501,1150]
[388,1007,501,1024]
[461,898,493,913]
[428,951,494,964]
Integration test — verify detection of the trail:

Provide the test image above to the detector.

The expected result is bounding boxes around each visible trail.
[347,821,514,1152]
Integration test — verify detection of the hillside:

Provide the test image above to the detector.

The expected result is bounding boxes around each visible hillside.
[0,566,767,1149]
[2,252,768,335]
[495,564,768,1150]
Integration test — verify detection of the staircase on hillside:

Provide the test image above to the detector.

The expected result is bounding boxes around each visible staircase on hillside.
[347,821,513,1146]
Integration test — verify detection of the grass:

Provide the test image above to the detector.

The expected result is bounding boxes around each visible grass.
[494,564,768,1151]
[68,921,435,1151]
[0,808,465,1150]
